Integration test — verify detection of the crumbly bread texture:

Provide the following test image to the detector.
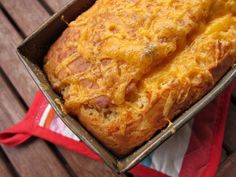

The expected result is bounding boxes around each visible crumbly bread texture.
[44,0,236,156]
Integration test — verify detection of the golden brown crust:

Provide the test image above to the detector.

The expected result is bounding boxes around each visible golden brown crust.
[77,15,236,156]
[44,0,236,156]
[44,0,214,106]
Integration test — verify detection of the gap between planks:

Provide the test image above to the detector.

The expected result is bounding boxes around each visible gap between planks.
[0,147,20,177]
[0,68,72,177]
[0,0,234,176]
[37,0,54,15]
[0,2,26,38]
[0,0,123,176]
[0,1,77,177]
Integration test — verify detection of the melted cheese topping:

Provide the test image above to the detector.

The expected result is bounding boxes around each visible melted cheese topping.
[44,0,236,111]
[131,15,236,115]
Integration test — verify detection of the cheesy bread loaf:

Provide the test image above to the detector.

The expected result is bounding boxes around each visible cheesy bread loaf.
[44,0,236,156]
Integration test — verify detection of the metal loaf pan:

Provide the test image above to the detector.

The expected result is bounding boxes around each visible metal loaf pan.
[17,0,236,173]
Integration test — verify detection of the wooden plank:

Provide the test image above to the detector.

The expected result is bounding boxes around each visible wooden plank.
[0,1,125,176]
[0,10,38,105]
[59,148,123,177]
[217,152,236,177]
[45,0,124,174]
[43,0,71,12]
[0,148,13,177]
[223,102,236,153]
[220,148,228,164]
[0,73,71,177]
[0,2,121,176]
[1,0,49,36]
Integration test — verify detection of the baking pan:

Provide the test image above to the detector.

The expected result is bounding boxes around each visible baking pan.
[16,0,236,173]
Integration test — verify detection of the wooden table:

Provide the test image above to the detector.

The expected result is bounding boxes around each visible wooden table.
[0,1,235,177]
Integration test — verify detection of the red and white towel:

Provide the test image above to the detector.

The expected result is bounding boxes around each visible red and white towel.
[0,83,235,177]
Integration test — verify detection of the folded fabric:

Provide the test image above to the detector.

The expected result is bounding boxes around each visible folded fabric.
[0,83,235,177]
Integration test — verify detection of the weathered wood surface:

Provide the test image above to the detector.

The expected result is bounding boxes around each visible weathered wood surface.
[0,0,235,176]
[0,71,70,177]
[0,148,13,177]
[0,9,38,105]
[0,0,122,176]
[41,0,71,12]
[217,152,236,177]
[1,0,49,36]
[58,148,121,177]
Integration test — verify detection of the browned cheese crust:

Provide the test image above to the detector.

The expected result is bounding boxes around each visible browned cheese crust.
[44,0,236,156]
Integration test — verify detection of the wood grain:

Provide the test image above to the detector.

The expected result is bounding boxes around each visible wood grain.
[1,0,49,36]
[59,148,122,177]
[40,2,123,176]
[0,1,122,176]
[217,152,236,177]
[0,149,13,177]
[43,0,71,12]
[0,10,38,105]
[0,0,235,176]
[0,73,71,177]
